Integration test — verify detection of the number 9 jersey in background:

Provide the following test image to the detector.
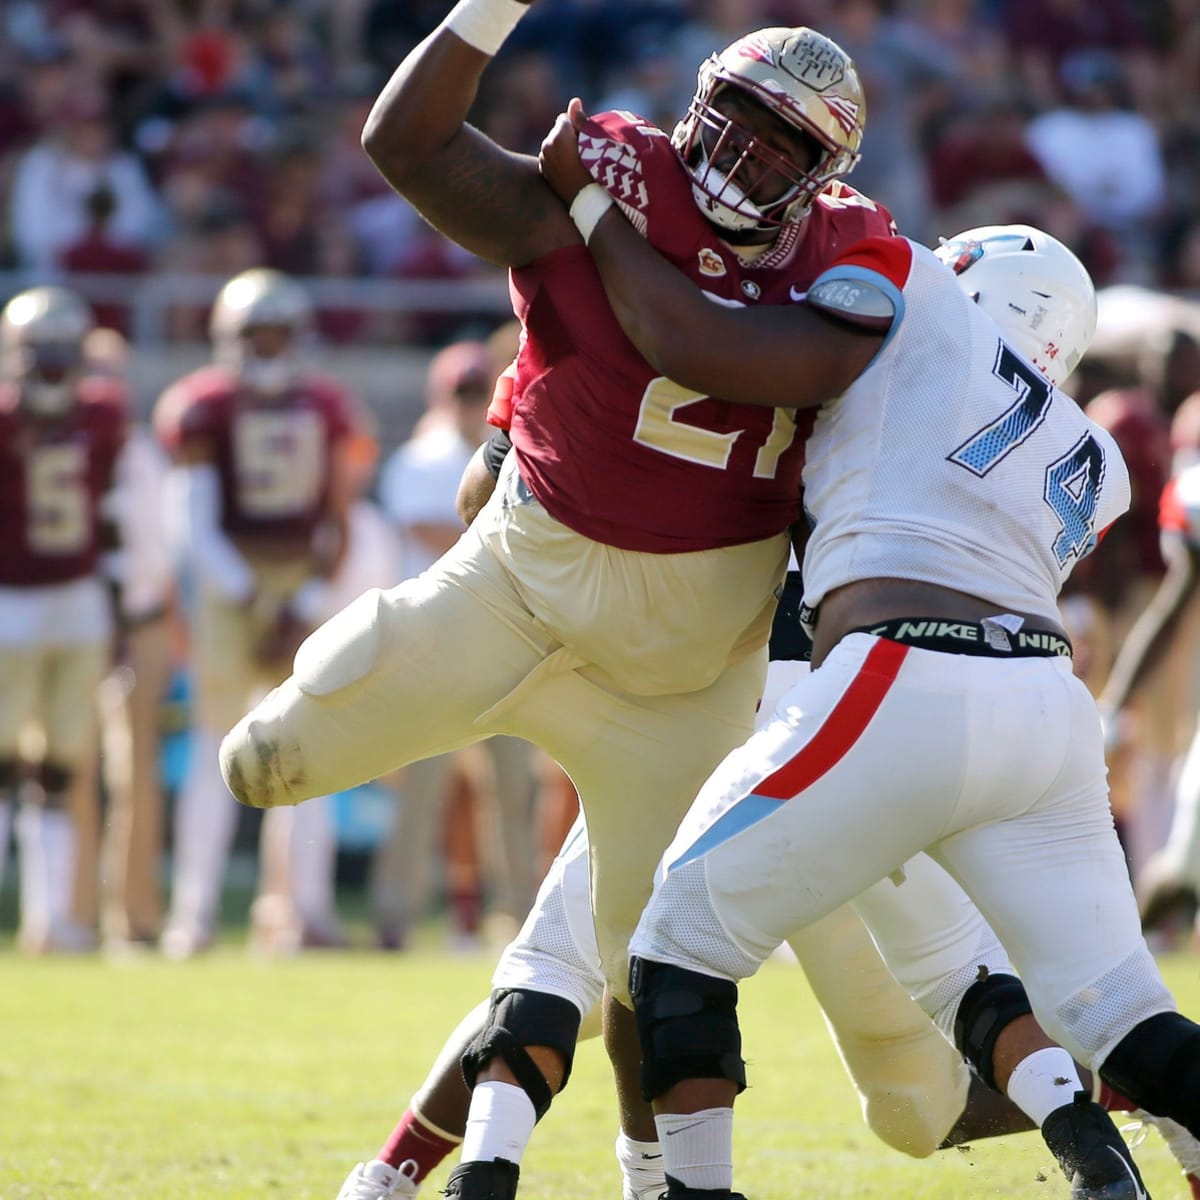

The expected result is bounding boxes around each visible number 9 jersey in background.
[800,236,1131,626]
[152,363,356,555]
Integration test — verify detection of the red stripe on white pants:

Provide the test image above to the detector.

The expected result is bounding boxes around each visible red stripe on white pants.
[756,637,908,801]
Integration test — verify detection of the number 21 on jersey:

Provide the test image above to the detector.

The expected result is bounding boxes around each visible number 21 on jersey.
[633,377,798,479]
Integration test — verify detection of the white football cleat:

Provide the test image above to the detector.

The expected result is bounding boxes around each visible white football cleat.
[335,1158,419,1199]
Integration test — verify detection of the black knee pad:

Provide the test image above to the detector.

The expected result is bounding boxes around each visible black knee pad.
[629,955,745,1101]
[953,972,1033,1090]
[460,988,582,1120]
[1101,1012,1200,1130]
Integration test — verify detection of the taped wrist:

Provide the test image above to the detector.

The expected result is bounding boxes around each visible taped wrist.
[630,956,745,1101]
[444,0,527,56]
[569,183,615,245]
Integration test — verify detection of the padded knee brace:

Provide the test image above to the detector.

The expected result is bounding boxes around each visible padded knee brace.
[461,988,582,1120]
[629,955,746,1101]
[1101,1012,1200,1130]
[953,972,1032,1090]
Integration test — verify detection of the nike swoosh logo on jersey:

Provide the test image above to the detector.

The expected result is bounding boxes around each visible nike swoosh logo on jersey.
[1107,1146,1148,1200]
[789,285,807,302]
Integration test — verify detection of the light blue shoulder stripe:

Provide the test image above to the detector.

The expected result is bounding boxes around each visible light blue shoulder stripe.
[810,262,907,369]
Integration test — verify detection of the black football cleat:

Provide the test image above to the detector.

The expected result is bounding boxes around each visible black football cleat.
[1041,1091,1151,1199]
[441,1157,520,1200]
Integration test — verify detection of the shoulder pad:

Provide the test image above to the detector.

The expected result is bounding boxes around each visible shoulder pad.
[807,275,896,332]
[577,110,689,243]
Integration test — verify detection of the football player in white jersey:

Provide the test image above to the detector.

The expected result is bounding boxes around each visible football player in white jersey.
[541,106,1200,1199]
[336,467,1186,1200]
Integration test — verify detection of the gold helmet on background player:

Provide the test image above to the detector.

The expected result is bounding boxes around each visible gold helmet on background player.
[209,268,313,397]
[671,27,866,237]
[936,224,1098,388]
[0,285,95,417]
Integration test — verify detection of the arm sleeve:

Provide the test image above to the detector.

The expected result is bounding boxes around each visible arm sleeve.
[482,427,513,481]
[184,462,256,604]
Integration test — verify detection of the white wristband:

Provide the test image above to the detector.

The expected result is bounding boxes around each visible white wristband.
[445,0,528,56]
[569,183,615,245]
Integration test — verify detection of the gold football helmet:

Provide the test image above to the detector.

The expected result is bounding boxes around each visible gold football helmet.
[209,268,313,396]
[672,27,866,236]
[0,285,95,416]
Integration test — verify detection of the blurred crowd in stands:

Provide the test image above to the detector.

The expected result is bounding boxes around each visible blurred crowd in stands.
[1,0,1199,348]
[6,0,1200,960]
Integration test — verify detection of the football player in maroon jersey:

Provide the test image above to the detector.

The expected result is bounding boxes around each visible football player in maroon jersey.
[153,267,361,958]
[222,14,892,1200]
[0,285,126,953]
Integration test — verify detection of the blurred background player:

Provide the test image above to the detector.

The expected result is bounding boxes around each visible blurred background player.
[1101,452,1200,946]
[153,267,360,958]
[251,413,394,954]
[374,337,539,952]
[0,285,126,954]
[58,325,179,954]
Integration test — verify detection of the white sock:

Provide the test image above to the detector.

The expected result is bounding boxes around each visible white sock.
[615,1132,665,1200]
[655,1108,734,1191]
[16,804,48,939]
[460,1081,537,1164]
[40,803,76,931]
[1006,1047,1085,1127]
[289,794,337,932]
[168,729,238,935]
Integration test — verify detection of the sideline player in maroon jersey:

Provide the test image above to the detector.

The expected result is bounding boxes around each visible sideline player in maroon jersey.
[0,286,126,953]
[153,267,360,958]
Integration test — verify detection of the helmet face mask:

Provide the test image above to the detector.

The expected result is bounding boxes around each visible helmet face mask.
[935,224,1098,388]
[0,286,94,418]
[672,27,865,239]
[210,268,313,398]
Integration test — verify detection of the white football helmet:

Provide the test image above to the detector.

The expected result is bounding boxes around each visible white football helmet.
[672,27,865,237]
[0,285,94,417]
[935,224,1097,387]
[209,268,313,397]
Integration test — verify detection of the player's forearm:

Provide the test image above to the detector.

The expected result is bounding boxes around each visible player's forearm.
[361,0,566,266]
[362,34,489,189]
[583,201,866,408]
[361,0,530,187]
[456,436,499,520]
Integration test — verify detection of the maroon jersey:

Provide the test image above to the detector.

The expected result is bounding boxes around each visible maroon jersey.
[506,109,896,553]
[154,366,356,551]
[0,377,127,586]
[1063,386,1168,610]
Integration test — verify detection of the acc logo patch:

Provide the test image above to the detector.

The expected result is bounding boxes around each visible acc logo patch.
[698,248,727,277]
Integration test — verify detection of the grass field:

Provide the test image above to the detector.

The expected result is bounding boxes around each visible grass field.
[4,940,1200,1199]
